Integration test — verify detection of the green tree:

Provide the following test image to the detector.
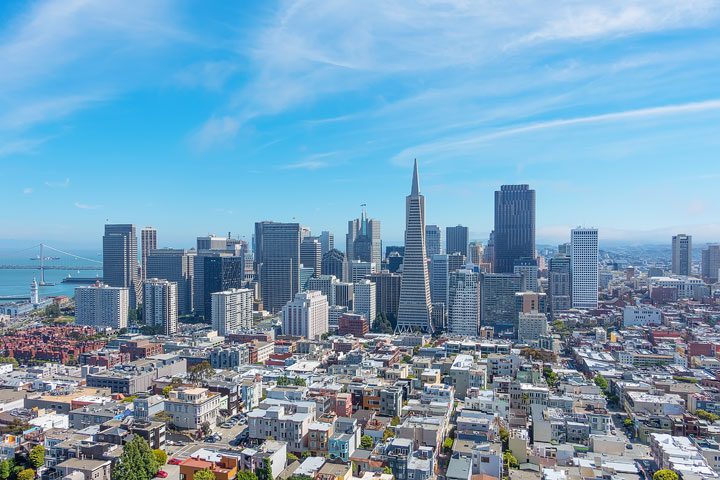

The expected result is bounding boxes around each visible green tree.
[499,427,509,450]
[288,476,313,480]
[372,314,393,334]
[653,470,679,480]
[29,444,45,469]
[161,386,173,397]
[0,357,19,367]
[360,435,374,449]
[543,366,558,388]
[287,453,299,462]
[153,449,168,466]
[594,374,609,392]
[623,417,634,428]
[383,467,393,475]
[112,435,159,480]
[390,416,400,426]
[293,377,307,387]
[188,361,215,384]
[696,410,720,422]
[237,472,258,480]
[193,469,216,480]
[443,437,454,450]
[201,421,212,437]
[257,458,273,480]
[45,303,61,317]
[16,469,35,480]
[503,451,519,469]
[0,460,11,480]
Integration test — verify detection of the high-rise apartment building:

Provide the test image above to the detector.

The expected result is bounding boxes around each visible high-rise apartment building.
[211,288,253,336]
[425,225,442,257]
[319,231,334,255]
[548,255,571,315]
[75,284,129,330]
[142,278,178,335]
[300,237,322,277]
[518,313,548,343]
[671,234,692,276]
[429,254,449,306]
[494,185,535,273]
[282,290,329,340]
[513,258,539,292]
[397,160,433,333]
[353,279,376,323]
[480,273,522,337]
[307,275,339,305]
[254,221,301,313]
[146,248,195,315]
[321,249,347,282]
[446,225,469,256]
[140,227,157,280]
[369,271,401,322]
[701,244,720,283]
[571,227,599,309]
[346,209,381,273]
[448,268,480,336]
[103,224,140,308]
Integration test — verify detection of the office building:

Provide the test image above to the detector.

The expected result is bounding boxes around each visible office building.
[75,284,129,330]
[480,273,522,337]
[146,248,195,315]
[448,269,480,337]
[513,258,539,292]
[369,271,401,322]
[197,253,244,319]
[103,224,140,308]
[571,227,599,309]
[322,249,347,282]
[517,313,548,343]
[515,291,547,314]
[254,221,301,313]
[386,251,403,273]
[430,254,449,306]
[353,279,376,324]
[301,237,322,277]
[142,279,177,335]
[397,160,433,333]
[349,260,374,283]
[448,252,465,273]
[346,209,381,273]
[140,227,157,280]
[300,266,314,290]
[468,242,483,266]
[701,244,720,283]
[672,234,692,276]
[328,305,349,333]
[282,291,329,340]
[197,235,227,250]
[333,282,354,309]
[211,288,254,336]
[425,225,442,257]
[338,313,369,337]
[307,275,339,306]
[548,256,571,314]
[494,185,535,273]
[446,225,469,256]
[319,231,334,255]
[483,231,495,270]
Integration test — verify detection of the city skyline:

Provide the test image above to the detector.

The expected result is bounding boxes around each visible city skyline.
[1,2,720,246]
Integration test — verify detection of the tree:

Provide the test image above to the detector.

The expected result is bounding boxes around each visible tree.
[623,417,634,428]
[45,303,61,317]
[0,460,11,480]
[29,444,45,469]
[257,458,272,480]
[293,377,307,387]
[360,435,374,449]
[188,361,215,384]
[237,472,258,480]
[16,469,35,480]
[390,416,400,426]
[594,374,609,393]
[653,470,679,480]
[288,476,313,480]
[383,467,393,475]
[112,435,159,480]
[443,437,454,451]
[499,427,509,450]
[543,366,558,388]
[153,449,168,466]
[503,451,519,469]
[162,386,173,397]
[201,421,212,437]
[193,469,216,480]
[372,314,393,334]
[383,428,394,442]
[696,410,720,422]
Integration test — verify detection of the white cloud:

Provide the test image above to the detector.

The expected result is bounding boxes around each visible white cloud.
[23,188,33,194]
[45,178,70,188]
[74,202,102,210]
[282,160,331,170]
[189,116,240,150]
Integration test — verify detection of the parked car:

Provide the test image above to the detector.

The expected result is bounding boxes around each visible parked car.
[168,458,182,465]
[156,471,169,478]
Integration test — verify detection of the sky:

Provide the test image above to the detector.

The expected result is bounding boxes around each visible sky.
[1,0,720,249]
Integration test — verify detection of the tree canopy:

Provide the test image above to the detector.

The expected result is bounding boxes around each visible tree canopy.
[653,470,679,480]
[29,444,45,469]
[112,435,159,480]
[360,435,374,449]
[193,469,216,480]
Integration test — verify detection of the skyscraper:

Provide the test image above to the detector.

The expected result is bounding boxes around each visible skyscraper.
[480,273,522,337]
[448,268,480,337]
[513,257,539,292]
[140,227,157,280]
[300,237,322,277]
[142,278,178,335]
[671,234,692,276]
[103,224,140,308]
[346,209,381,273]
[425,225,442,257]
[349,260,374,283]
[494,185,536,273]
[254,221,301,313]
[446,225,469,256]
[429,254,449,306]
[396,160,433,333]
[468,241,483,266]
[369,271,401,322]
[321,249,347,281]
[146,248,195,315]
[201,254,244,318]
[319,231,334,255]
[282,290,329,340]
[571,227,599,309]
[548,255,571,315]
[353,279,376,324]
[75,283,129,330]
[211,288,253,335]
[307,275,339,305]
[701,244,720,283]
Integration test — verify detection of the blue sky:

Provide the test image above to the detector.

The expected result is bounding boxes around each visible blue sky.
[1,0,720,248]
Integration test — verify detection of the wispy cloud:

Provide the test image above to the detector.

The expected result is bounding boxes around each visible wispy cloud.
[22,188,33,195]
[281,160,331,170]
[190,116,240,150]
[74,202,102,210]
[45,178,70,188]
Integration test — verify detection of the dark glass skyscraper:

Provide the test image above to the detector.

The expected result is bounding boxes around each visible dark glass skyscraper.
[103,224,140,308]
[446,225,468,256]
[321,248,346,281]
[254,221,301,313]
[493,184,536,273]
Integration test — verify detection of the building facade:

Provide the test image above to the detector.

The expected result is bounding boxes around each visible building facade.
[254,221,301,313]
[493,185,535,274]
[282,290,329,340]
[672,234,692,276]
[353,279,377,324]
[140,226,157,281]
[448,269,480,337]
[211,288,254,335]
[571,227,599,309]
[142,279,178,335]
[425,225,442,257]
[75,284,129,330]
[446,225,469,256]
[103,224,140,308]
[146,248,195,315]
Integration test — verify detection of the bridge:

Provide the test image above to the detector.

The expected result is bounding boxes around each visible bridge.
[3,243,103,286]
[0,265,101,270]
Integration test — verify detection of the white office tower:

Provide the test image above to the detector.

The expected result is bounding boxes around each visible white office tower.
[571,227,599,309]
[282,290,329,340]
[142,279,178,335]
[307,275,339,305]
[349,260,374,283]
[397,160,433,333]
[448,268,480,336]
[353,279,377,324]
[75,284,129,330]
[211,288,254,336]
[517,312,548,343]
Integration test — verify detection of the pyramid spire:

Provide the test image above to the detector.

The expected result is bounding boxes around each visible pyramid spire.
[411,158,420,196]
